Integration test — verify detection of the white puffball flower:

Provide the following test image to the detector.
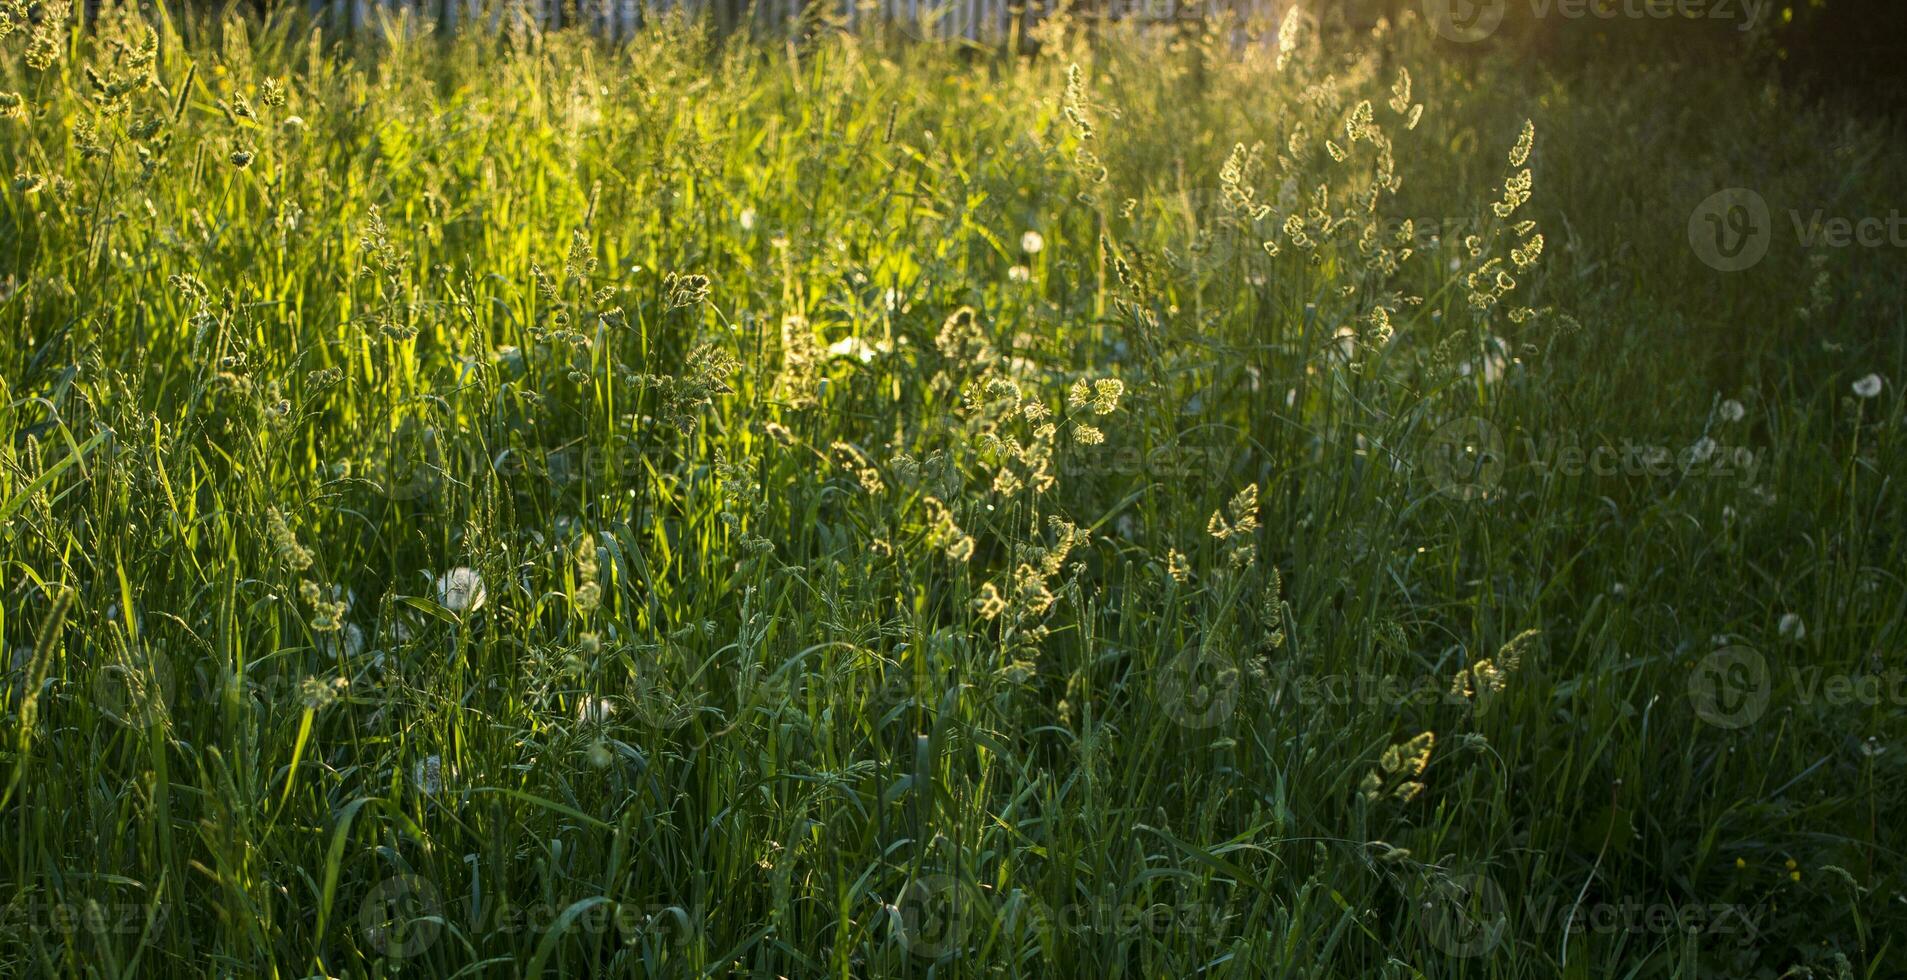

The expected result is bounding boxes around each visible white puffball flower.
[1778,613,1806,641]
[434,567,487,613]
[322,622,366,658]
[411,755,445,796]
[1718,399,1746,422]
[828,336,879,364]
[1852,373,1884,399]
[1020,230,1045,255]
[576,696,616,726]
[1008,265,1031,284]
[1331,325,1357,362]
[739,207,757,231]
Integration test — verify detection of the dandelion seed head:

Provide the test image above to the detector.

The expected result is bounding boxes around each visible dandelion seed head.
[435,567,487,613]
[412,754,445,795]
[576,696,616,726]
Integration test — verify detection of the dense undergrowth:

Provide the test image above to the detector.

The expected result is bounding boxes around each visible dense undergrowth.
[2,4,1904,976]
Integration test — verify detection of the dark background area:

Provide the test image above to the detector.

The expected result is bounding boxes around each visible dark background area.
[1364,0,1907,118]
[131,0,1907,116]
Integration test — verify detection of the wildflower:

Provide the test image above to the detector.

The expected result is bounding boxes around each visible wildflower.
[1013,564,1056,617]
[1852,373,1884,399]
[572,538,602,614]
[435,567,487,613]
[1362,732,1435,803]
[1508,119,1535,168]
[1510,233,1545,269]
[268,508,314,571]
[1067,379,1091,411]
[1091,378,1123,415]
[1778,613,1806,641]
[973,583,1007,620]
[587,742,614,768]
[1008,265,1031,284]
[1020,230,1044,254]
[1207,484,1260,540]
[1275,6,1313,71]
[739,207,757,231]
[662,272,711,310]
[299,676,347,710]
[1166,550,1191,583]
[1452,629,1538,703]
[1719,399,1746,422]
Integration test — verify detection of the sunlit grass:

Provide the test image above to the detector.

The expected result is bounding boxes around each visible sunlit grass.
[1,4,1903,976]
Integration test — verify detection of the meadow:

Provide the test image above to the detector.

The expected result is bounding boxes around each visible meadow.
[2,3,1905,976]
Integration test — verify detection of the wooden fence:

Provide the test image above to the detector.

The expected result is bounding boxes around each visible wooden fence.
[298,0,1287,41]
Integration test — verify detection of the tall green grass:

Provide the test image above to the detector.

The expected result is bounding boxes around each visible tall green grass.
[2,4,1903,976]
